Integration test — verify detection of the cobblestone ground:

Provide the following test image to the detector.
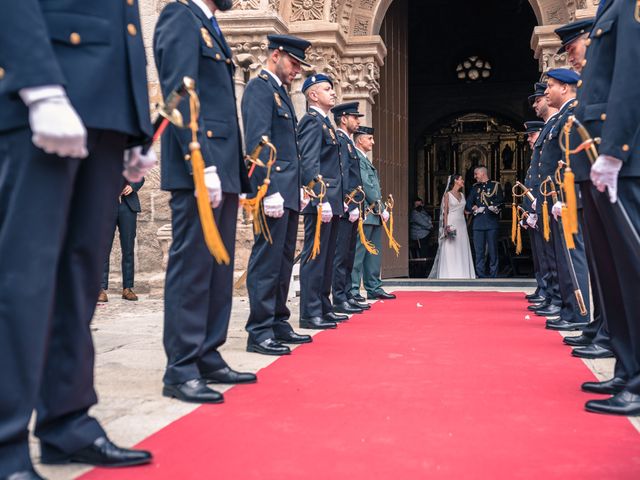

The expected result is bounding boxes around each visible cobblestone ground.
[33,288,638,479]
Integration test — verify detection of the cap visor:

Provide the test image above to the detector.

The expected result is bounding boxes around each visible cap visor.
[289,52,311,68]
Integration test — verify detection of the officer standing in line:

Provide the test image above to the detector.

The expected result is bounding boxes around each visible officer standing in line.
[0,1,156,478]
[573,0,640,416]
[526,83,563,318]
[552,18,613,360]
[464,166,504,278]
[154,0,255,405]
[537,68,590,332]
[99,178,145,303]
[242,34,313,356]
[298,74,346,330]
[350,127,397,302]
[331,102,371,314]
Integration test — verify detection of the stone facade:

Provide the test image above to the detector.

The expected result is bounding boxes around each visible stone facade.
[106,0,597,292]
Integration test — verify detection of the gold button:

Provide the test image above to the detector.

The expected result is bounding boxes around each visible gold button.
[284,113,289,118]
[573,100,579,107]
[326,182,330,187]
[600,113,607,121]
[70,32,81,45]
[127,24,137,36]
[206,130,213,138]
[275,166,281,172]
[127,0,134,4]
[581,59,587,67]
[184,154,191,161]
[622,144,630,152]
[577,80,583,88]
[595,137,602,144]
[215,53,221,60]
[596,28,603,37]
[225,58,231,64]
[585,38,592,46]
[0,67,4,79]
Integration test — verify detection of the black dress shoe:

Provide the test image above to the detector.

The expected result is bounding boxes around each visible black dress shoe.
[563,334,592,347]
[348,298,370,310]
[333,301,363,314]
[5,470,46,480]
[300,316,337,329]
[585,390,640,416]
[352,293,366,302]
[368,291,396,300]
[162,379,223,404]
[527,295,547,304]
[525,292,541,300]
[247,338,291,355]
[535,305,561,316]
[40,436,152,467]
[581,377,626,395]
[274,331,313,344]
[324,311,348,322]
[572,344,615,359]
[202,366,257,384]
[546,319,588,331]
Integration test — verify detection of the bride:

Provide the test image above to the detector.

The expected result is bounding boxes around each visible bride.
[429,174,476,279]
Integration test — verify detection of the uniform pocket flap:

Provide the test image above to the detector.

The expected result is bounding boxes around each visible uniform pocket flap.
[583,103,607,121]
[273,159,291,172]
[323,177,339,188]
[203,118,230,138]
[44,12,111,46]
[592,20,615,37]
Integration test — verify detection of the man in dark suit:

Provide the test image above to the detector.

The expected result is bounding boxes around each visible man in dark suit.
[573,0,640,416]
[464,166,504,278]
[331,102,370,315]
[0,1,155,477]
[298,74,346,330]
[242,34,313,356]
[154,0,255,404]
[99,179,145,303]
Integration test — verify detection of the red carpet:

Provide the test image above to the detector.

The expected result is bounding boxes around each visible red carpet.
[81,291,640,479]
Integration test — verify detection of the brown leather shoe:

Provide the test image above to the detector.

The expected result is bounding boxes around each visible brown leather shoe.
[97,289,108,303]
[122,288,138,301]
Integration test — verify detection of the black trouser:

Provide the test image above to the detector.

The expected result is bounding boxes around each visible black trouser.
[102,201,137,289]
[300,214,339,319]
[539,225,563,307]
[0,128,126,476]
[246,208,298,343]
[528,228,549,296]
[332,217,359,304]
[163,191,238,385]
[472,228,498,277]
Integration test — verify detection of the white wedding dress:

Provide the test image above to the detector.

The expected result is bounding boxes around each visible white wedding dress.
[429,192,476,279]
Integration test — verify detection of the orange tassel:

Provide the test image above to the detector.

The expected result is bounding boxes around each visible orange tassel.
[309,204,322,261]
[358,218,378,255]
[564,167,578,235]
[511,203,517,244]
[542,200,550,242]
[561,205,575,249]
[380,216,401,256]
[516,223,523,255]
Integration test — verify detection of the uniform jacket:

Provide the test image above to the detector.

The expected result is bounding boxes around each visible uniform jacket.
[357,149,383,226]
[574,0,640,179]
[465,181,504,230]
[298,109,344,215]
[0,0,152,143]
[241,70,300,211]
[153,0,250,193]
[121,178,144,213]
[336,129,363,216]
[530,114,559,215]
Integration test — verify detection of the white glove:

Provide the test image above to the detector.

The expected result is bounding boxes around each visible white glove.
[474,206,486,216]
[591,154,623,203]
[381,210,390,223]
[488,205,499,214]
[348,208,360,223]
[552,201,563,220]
[20,85,88,159]
[520,219,528,230]
[532,198,537,210]
[263,192,285,218]
[526,213,538,228]
[204,165,222,209]
[321,202,333,223]
[123,146,157,182]
[343,202,349,213]
[299,188,310,211]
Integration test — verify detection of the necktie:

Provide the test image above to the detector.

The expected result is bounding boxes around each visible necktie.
[210,16,222,37]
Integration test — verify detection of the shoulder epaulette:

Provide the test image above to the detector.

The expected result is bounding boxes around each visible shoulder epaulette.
[177,0,188,5]
[309,110,318,117]
[258,72,269,81]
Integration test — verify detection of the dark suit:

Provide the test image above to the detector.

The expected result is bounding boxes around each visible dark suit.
[102,179,144,290]
[575,0,640,391]
[0,0,151,475]
[332,129,363,305]
[298,109,344,318]
[243,70,301,343]
[465,181,504,277]
[154,0,250,385]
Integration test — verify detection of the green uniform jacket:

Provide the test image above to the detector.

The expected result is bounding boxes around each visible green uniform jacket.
[356,149,383,226]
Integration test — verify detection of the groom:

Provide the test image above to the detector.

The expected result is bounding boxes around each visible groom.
[465,166,504,278]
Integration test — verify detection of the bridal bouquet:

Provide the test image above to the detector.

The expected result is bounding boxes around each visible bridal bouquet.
[444,224,457,239]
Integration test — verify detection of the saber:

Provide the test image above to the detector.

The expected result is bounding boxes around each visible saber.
[514,181,536,202]
[142,77,193,154]
[345,186,365,206]
[245,136,269,177]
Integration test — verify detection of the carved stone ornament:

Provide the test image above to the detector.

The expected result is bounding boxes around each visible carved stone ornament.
[233,0,260,9]
[339,60,380,100]
[269,0,281,11]
[291,0,325,22]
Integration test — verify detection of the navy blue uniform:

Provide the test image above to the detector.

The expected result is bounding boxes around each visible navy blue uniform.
[102,179,145,291]
[465,180,504,277]
[575,0,640,395]
[332,129,363,305]
[298,109,344,319]
[243,70,301,343]
[154,0,250,385]
[0,0,151,475]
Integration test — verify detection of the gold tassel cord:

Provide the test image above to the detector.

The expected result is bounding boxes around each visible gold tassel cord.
[380,217,401,256]
[562,123,578,235]
[187,89,230,265]
[561,204,576,249]
[305,176,326,262]
[310,204,322,260]
[516,220,523,255]
[511,202,518,244]
[542,200,550,241]
[358,218,378,255]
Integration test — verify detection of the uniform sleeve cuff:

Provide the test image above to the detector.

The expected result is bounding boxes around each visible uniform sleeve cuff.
[18,85,66,106]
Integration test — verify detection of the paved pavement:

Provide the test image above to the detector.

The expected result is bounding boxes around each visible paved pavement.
[33,288,638,479]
